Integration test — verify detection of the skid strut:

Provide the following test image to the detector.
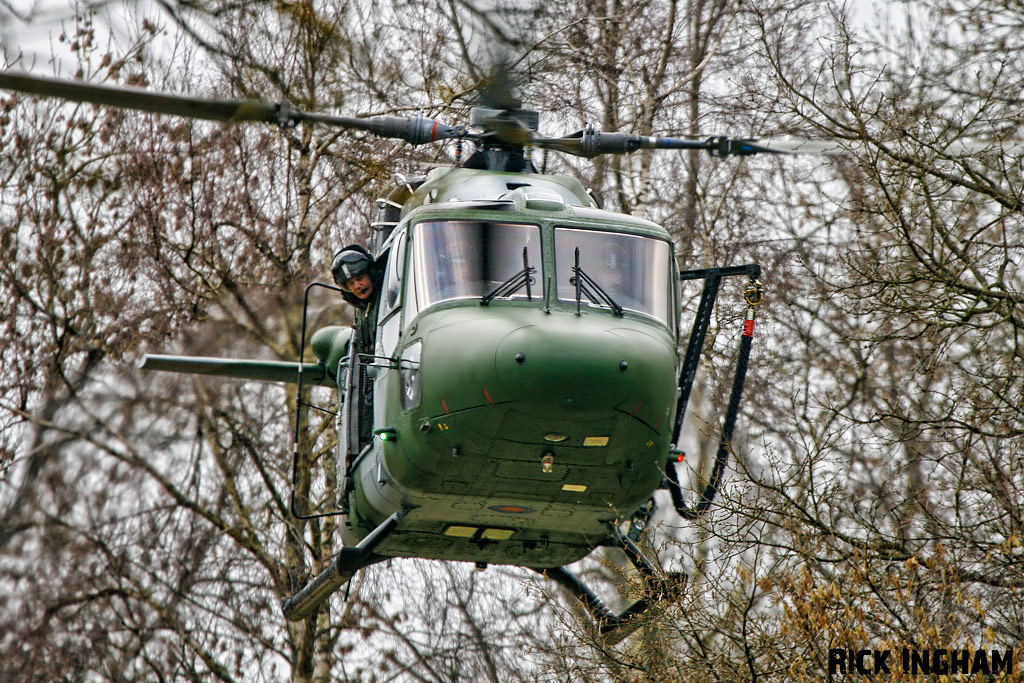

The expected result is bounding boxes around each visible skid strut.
[282,507,407,621]
[534,527,687,646]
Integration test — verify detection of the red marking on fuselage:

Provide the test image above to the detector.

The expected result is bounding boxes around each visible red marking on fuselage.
[743,319,755,337]
[442,396,450,414]
[484,387,495,405]
[431,120,438,141]
[629,401,644,417]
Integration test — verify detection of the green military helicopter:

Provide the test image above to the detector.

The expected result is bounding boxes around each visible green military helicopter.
[1,66,832,643]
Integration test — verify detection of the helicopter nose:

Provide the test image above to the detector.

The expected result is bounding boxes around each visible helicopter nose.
[494,320,672,420]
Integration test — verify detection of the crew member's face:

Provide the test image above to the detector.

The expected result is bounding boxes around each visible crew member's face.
[346,272,375,300]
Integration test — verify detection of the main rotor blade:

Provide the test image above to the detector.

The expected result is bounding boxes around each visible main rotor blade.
[719,137,848,156]
[534,130,851,158]
[0,70,468,145]
[534,128,1024,161]
[0,70,279,122]
[299,110,468,145]
[698,136,1022,158]
[476,60,521,111]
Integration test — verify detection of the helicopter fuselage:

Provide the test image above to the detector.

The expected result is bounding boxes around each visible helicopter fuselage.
[334,169,682,569]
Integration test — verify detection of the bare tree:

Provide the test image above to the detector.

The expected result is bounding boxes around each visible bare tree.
[6,1,1021,681]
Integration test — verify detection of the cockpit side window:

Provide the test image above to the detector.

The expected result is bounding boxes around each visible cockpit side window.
[381,228,406,318]
[554,227,672,326]
[410,220,543,310]
[375,230,407,360]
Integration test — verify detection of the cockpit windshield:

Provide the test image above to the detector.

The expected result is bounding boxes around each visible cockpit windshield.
[555,228,672,325]
[410,221,543,311]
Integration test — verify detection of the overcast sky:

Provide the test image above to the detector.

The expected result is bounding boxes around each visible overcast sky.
[1,0,153,71]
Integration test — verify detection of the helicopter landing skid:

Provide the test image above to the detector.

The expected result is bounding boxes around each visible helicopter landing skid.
[281,507,408,621]
[534,529,686,646]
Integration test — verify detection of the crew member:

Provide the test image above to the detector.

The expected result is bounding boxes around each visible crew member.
[331,244,384,352]
[332,244,385,449]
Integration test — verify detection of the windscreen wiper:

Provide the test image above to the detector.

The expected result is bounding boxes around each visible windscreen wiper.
[570,247,624,316]
[480,247,536,305]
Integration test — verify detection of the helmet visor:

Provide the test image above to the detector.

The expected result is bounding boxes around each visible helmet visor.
[332,250,372,287]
